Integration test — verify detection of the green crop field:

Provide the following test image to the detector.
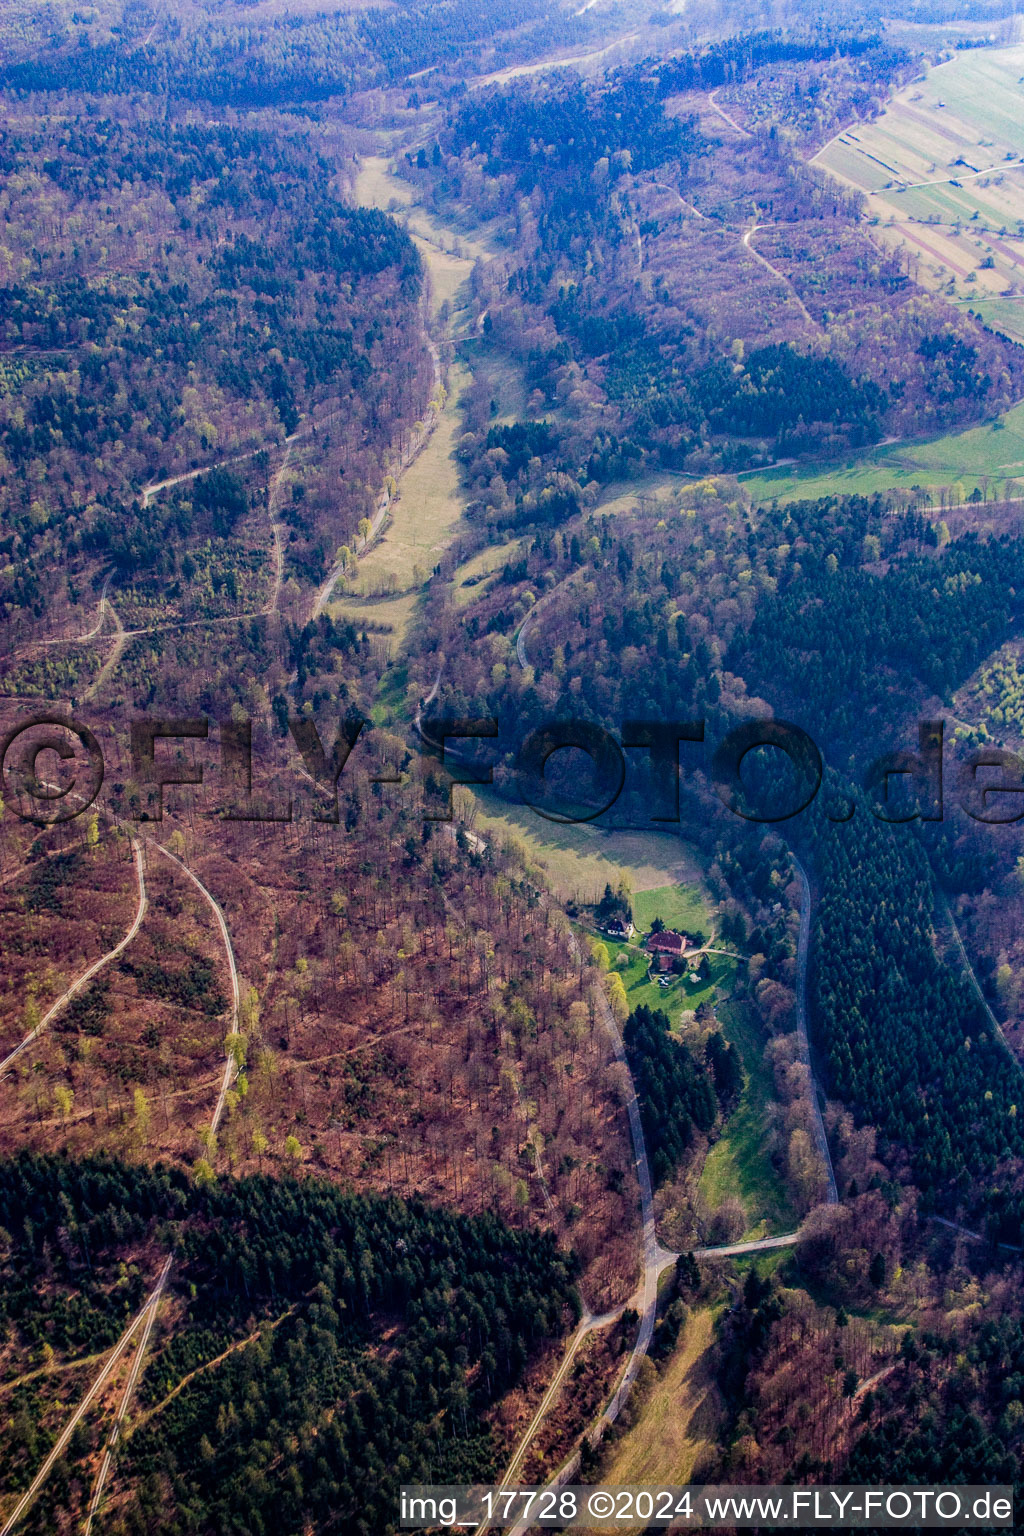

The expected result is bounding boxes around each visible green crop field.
[816,47,1024,328]
[957,296,1024,345]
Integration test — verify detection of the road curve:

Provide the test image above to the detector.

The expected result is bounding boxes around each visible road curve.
[497,934,665,1536]
[147,840,240,1135]
[695,1231,799,1258]
[76,571,113,642]
[742,224,819,330]
[0,839,147,1081]
[515,576,575,670]
[708,89,752,138]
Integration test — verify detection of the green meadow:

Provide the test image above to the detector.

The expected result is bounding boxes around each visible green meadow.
[741,398,1024,506]
[697,1002,798,1239]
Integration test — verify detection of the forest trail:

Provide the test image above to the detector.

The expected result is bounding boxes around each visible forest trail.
[708,89,751,139]
[742,224,820,331]
[939,891,1024,1077]
[129,1304,301,1432]
[424,662,810,1518]
[76,571,113,642]
[140,449,258,507]
[852,1362,896,1405]
[83,1258,169,1536]
[0,839,146,1080]
[0,1348,112,1400]
[646,178,707,220]
[81,591,126,704]
[264,436,297,616]
[266,519,284,616]
[498,1222,801,1534]
[494,928,671,1536]
[310,334,443,622]
[0,1256,172,1536]
[473,32,641,88]
[497,1318,595,1490]
[147,839,240,1135]
[79,838,243,1529]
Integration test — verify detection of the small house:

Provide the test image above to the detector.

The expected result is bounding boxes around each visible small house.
[644,928,693,974]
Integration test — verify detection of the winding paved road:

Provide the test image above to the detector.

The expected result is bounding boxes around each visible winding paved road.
[494,851,830,1524]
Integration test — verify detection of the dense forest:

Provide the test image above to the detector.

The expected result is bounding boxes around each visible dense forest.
[0,1153,578,1535]
[0,109,426,639]
[623,1004,719,1187]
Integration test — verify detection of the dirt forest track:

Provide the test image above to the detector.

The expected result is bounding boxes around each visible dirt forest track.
[0,838,147,1081]
[76,837,241,1531]
[147,839,241,1136]
[0,1257,173,1536]
[0,828,242,1534]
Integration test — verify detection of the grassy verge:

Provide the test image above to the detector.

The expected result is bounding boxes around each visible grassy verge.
[597,1305,722,1500]
[698,1001,798,1239]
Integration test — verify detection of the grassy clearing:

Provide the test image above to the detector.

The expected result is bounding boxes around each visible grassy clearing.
[339,160,493,648]
[597,1306,721,1503]
[469,349,531,424]
[355,155,490,318]
[451,539,523,608]
[632,884,709,937]
[330,362,471,644]
[459,789,704,901]
[815,48,1024,331]
[336,592,423,662]
[698,1001,798,1239]
[596,472,691,517]
[741,398,1024,505]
